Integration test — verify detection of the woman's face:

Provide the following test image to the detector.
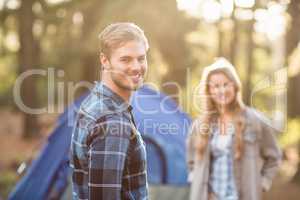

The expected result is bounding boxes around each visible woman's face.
[208,72,236,108]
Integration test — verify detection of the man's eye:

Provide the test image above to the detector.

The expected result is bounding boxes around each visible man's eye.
[138,57,145,62]
[121,58,130,62]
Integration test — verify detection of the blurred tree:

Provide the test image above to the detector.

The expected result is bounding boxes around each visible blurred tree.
[243,4,256,106]
[217,20,224,58]
[18,0,40,138]
[286,0,300,57]
[134,0,198,100]
[229,4,239,66]
[243,21,255,105]
[285,0,300,185]
[287,0,300,118]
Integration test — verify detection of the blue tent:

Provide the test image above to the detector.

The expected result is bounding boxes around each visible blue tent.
[9,85,191,200]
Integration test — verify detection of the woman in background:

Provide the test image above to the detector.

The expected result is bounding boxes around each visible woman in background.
[186,58,282,200]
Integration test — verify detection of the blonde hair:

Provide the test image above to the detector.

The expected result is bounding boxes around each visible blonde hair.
[98,22,149,57]
[193,58,246,160]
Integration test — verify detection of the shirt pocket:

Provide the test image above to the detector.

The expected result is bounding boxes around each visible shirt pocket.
[244,130,257,143]
[243,126,260,158]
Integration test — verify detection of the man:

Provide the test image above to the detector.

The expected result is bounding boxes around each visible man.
[70,22,149,200]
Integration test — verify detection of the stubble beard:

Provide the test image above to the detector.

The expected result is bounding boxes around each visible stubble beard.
[111,72,143,91]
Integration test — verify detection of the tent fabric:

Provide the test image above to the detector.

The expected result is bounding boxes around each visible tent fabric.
[8,95,86,200]
[131,86,191,184]
[9,85,191,200]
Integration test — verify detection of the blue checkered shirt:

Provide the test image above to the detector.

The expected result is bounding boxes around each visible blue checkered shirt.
[70,82,148,200]
[209,126,238,200]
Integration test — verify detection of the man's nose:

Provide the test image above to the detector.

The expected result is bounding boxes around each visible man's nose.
[131,59,142,71]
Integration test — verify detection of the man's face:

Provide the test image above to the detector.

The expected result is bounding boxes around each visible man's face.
[101,40,148,91]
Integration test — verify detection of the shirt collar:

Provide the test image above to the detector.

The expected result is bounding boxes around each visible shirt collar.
[93,81,132,112]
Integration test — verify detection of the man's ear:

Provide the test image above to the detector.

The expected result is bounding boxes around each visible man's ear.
[100,53,109,70]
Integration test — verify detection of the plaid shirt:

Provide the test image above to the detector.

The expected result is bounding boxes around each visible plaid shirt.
[209,126,238,200]
[70,82,148,200]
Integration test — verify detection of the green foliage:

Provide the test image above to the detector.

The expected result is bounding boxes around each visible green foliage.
[0,54,17,106]
[0,170,18,199]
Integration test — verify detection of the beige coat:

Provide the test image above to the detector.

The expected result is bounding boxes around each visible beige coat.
[186,107,282,200]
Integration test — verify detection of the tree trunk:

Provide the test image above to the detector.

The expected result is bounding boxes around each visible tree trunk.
[230,5,238,66]
[80,0,105,85]
[243,19,255,106]
[18,0,40,138]
[286,0,300,118]
[217,20,224,57]
[286,0,300,184]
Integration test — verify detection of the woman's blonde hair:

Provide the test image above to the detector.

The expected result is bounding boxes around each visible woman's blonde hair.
[193,57,246,160]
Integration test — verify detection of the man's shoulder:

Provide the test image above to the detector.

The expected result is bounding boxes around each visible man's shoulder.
[79,91,121,122]
[77,91,132,134]
[72,95,132,148]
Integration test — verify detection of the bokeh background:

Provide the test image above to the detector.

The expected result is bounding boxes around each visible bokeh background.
[0,0,300,199]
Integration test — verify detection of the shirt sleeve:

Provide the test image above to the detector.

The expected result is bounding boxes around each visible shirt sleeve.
[259,122,282,191]
[88,116,132,200]
[186,118,205,172]
[186,126,195,172]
